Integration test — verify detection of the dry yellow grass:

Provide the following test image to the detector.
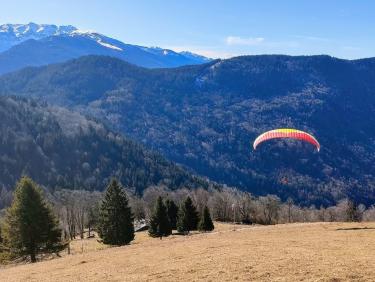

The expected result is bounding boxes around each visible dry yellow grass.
[65,222,237,256]
[1,222,375,281]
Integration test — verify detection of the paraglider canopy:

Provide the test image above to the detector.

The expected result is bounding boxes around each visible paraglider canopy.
[253,128,320,152]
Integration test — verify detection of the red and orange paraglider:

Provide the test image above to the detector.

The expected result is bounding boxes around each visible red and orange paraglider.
[253,128,320,151]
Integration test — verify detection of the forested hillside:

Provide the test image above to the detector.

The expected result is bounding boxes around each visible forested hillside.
[0,96,208,198]
[1,55,375,205]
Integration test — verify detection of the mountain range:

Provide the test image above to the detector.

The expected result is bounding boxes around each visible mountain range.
[0,23,211,74]
[1,55,375,206]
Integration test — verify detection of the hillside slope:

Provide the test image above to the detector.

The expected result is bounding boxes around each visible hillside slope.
[1,222,375,281]
[1,55,375,205]
[0,96,208,198]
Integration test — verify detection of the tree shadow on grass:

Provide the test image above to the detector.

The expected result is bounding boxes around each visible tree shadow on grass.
[335,227,375,231]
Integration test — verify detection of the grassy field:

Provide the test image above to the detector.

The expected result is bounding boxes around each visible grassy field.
[1,222,375,281]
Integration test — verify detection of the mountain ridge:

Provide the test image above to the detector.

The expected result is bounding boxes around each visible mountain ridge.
[0,22,211,74]
[1,54,375,205]
[0,22,76,51]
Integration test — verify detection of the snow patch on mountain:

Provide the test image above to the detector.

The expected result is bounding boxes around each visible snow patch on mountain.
[70,30,123,51]
[97,40,123,51]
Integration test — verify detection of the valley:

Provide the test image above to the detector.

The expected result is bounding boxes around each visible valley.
[0,55,374,205]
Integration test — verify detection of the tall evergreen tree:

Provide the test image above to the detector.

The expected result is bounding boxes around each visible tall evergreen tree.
[3,177,64,262]
[165,199,179,230]
[98,179,135,245]
[177,196,199,234]
[198,206,214,232]
[0,223,3,244]
[148,196,172,239]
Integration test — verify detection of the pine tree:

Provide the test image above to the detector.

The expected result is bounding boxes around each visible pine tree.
[0,223,3,244]
[177,196,199,234]
[165,199,179,230]
[3,177,64,262]
[98,179,134,245]
[0,222,5,255]
[148,196,172,239]
[198,206,214,232]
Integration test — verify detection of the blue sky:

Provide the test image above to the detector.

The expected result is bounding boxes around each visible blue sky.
[1,0,374,59]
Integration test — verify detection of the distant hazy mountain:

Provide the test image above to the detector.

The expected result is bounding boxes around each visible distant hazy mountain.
[1,55,375,205]
[0,23,211,74]
[0,95,210,199]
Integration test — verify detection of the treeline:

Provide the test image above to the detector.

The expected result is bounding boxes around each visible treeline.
[129,185,375,225]
[1,177,375,264]
[0,177,215,263]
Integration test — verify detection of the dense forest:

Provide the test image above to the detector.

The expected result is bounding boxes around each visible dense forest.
[0,55,375,205]
[0,96,210,210]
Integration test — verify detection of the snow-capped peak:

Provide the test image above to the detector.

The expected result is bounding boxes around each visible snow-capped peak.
[0,23,121,52]
[0,22,79,52]
[0,22,77,38]
[0,22,211,67]
[70,29,97,36]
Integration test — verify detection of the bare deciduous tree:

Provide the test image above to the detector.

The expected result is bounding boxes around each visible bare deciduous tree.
[257,195,281,225]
